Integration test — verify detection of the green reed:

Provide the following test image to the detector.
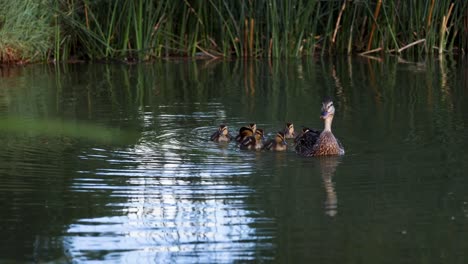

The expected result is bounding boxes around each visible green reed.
[1,0,467,62]
[0,0,53,63]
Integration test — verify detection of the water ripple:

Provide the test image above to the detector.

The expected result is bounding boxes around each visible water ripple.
[63,107,276,262]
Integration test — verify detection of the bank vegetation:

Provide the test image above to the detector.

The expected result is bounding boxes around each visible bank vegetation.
[1,0,467,63]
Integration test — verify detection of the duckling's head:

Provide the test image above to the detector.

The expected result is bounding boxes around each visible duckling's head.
[219,124,229,135]
[276,132,287,145]
[320,97,335,120]
[255,129,264,140]
[286,122,294,132]
[294,127,310,143]
[249,123,257,132]
[300,127,311,137]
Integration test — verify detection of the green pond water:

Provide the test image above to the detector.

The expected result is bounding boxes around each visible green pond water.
[1,57,468,263]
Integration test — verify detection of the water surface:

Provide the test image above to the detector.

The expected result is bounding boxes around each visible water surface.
[1,57,468,263]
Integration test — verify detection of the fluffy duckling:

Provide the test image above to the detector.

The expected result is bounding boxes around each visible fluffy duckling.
[235,123,257,142]
[263,131,287,151]
[210,124,232,142]
[283,123,296,139]
[240,128,265,150]
[294,127,308,144]
[295,97,344,156]
[294,127,320,144]
[294,127,320,153]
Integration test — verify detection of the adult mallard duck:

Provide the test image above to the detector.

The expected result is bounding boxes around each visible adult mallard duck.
[263,131,287,151]
[295,97,344,156]
[283,123,296,139]
[240,128,265,150]
[210,124,232,142]
[235,123,257,142]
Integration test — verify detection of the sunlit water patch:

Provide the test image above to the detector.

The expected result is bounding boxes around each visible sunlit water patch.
[66,107,274,262]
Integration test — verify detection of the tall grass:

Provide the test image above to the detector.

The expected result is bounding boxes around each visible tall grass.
[53,0,468,60]
[1,0,468,62]
[0,0,53,63]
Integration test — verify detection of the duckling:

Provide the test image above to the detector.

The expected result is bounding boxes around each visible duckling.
[235,123,257,142]
[240,128,265,150]
[283,123,296,139]
[210,124,232,142]
[295,97,344,156]
[263,131,287,151]
[294,127,309,144]
[294,127,320,153]
[294,127,322,143]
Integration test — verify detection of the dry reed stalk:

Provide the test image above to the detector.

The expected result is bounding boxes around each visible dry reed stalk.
[249,18,254,57]
[398,39,426,53]
[426,0,435,29]
[269,38,273,58]
[332,0,347,45]
[359,47,382,55]
[244,19,248,56]
[367,0,382,51]
[195,44,218,58]
[439,3,455,54]
[84,2,90,29]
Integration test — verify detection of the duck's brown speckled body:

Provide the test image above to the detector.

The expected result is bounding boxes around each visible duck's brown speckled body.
[295,97,344,156]
[309,130,344,156]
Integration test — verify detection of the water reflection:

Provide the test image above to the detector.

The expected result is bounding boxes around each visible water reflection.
[65,107,273,262]
[318,156,340,217]
[1,57,468,263]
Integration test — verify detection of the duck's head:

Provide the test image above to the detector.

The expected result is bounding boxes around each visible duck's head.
[249,123,257,132]
[295,127,310,143]
[218,124,229,135]
[254,129,264,141]
[275,131,287,145]
[320,97,335,120]
[286,123,294,133]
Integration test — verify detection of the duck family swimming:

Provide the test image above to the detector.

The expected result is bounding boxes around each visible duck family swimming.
[210,97,344,156]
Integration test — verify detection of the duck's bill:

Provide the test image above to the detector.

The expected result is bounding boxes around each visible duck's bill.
[320,111,329,119]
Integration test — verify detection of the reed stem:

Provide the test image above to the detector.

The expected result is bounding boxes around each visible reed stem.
[1,0,467,63]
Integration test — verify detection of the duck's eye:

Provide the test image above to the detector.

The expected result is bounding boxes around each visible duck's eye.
[328,103,333,109]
